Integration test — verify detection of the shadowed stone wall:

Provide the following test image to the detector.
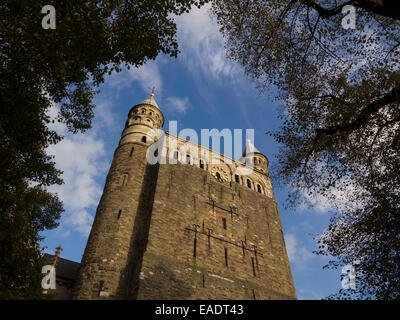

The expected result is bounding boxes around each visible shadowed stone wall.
[73,143,296,299]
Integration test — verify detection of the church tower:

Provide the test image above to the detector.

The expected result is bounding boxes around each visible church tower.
[73,94,296,300]
[73,93,164,299]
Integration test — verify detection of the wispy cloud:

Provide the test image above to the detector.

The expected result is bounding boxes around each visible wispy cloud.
[285,233,313,268]
[108,60,163,96]
[165,96,190,114]
[295,182,365,215]
[175,4,239,80]
[45,102,111,237]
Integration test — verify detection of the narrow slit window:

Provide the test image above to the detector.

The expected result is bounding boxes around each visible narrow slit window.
[97,280,104,296]
[257,184,262,193]
[251,257,256,276]
[121,173,128,186]
[235,174,240,183]
[222,218,227,230]
[117,210,122,219]
[129,147,134,157]
[224,248,228,267]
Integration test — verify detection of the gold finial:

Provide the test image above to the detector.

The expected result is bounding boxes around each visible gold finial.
[148,86,158,97]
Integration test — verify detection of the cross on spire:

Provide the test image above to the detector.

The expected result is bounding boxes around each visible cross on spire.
[147,86,159,96]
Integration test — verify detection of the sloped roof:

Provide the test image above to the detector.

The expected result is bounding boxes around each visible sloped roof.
[242,139,261,156]
[137,93,159,109]
[43,253,80,282]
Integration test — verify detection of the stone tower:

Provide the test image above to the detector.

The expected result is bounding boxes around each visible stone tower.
[73,94,296,300]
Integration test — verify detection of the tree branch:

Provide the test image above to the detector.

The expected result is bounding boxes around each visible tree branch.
[315,87,400,138]
[299,0,356,18]
[300,0,400,21]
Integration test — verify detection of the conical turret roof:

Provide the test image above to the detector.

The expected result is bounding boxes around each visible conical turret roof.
[137,93,159,109]
[242,139,261,156]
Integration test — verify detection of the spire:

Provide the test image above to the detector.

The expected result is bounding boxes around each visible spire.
[138,92,159,109]
[242,139,260,156]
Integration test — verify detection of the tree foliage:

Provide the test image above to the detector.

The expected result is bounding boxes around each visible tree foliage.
[211,0,400,299]
[0,0,207,299]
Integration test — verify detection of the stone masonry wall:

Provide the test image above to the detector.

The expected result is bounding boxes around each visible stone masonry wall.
[73,141,296,299]
[135,161,296,299]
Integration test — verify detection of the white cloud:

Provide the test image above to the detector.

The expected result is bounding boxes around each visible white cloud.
[127,61,162,93]
[45,102,111,237]
[108,60,163,96]
[47,134,107,209]
[175,4,239,79]
[165,96,190,114]
[285,233,313,267]
[64,209,94,237]
[296,181,365,215]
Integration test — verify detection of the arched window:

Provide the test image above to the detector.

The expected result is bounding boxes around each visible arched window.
[257,184,262,193]
[216,172,222,181]
[141,108,146,114]
[141,136,147,143]
[200,160,204,169]
[235,174,240,183]
[247,179,252,189]
[186,154,191,164]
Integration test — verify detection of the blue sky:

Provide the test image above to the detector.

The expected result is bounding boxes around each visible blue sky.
[41,5,344,300]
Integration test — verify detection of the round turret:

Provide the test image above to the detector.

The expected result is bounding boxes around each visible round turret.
[119,93,164,147]
[241,139,269,174]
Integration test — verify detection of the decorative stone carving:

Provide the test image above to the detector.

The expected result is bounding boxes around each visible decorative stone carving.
[210,166,229,182]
